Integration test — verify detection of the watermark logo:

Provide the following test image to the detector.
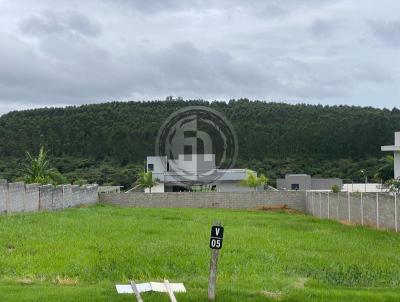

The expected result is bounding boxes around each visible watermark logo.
[156,106,238,185]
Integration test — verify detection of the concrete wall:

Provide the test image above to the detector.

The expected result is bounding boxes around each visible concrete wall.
[8,182,25,213]
[306,191,399,232]
[0,180,7,213]
[63,185,73,208]
[98,186,121,194]
[39,185,53,211]
[0,180,98,215]
[215,181,256,193]
[52,186,64,210]
[99,191,307,211]
[71,185,80,207]
[311,178,343,190]
[25,184,39,212]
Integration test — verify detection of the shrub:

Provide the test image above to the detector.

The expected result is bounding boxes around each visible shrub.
[331,185,341,194]
[386,178,400,193]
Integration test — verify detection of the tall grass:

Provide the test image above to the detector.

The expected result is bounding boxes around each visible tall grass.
[0,205,399,301]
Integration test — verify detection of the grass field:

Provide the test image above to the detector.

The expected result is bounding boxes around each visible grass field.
[0,204,400,301]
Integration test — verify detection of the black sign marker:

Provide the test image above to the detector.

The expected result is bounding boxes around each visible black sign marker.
[209,226,224,250]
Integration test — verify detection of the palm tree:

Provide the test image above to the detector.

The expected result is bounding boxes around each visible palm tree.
[240,170,268,191]
[374,155,394,182]
[23,146,66,185]
[133,171,159,192]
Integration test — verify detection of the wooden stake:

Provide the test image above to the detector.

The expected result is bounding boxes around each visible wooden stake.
[130,280,144,302]
[208,248,219,300]
[208,221,221,301]
[164,280,178,302]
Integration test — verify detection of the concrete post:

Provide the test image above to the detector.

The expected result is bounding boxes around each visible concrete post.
[348,192,351,223]
[39,185,54,211]
[25,184,39,212]
[361,192,364,226]
[319,192,322,217]
[52,186,63,210]
[312,193,315,215]
[396,132,400,178]
[0,180,7,213]
[376,193,379,229]
[336,193,339,219]
[305,191,308,212]
[8,182,26,213]
[327,192,330,219]
[395,193,398,232]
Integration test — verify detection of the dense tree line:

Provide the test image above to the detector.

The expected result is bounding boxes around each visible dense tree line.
[0,99,398,188]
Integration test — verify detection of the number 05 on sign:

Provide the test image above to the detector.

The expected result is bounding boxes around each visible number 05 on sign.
[209,226,224,249]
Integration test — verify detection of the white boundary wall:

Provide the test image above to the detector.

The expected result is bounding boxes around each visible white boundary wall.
[306,191,399,232]
[0,180,98,214]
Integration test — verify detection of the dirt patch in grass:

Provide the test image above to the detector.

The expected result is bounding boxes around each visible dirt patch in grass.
[293,277,308,289]
[54,276,79,286]
[261,290,283,300]
[17,276,46,285]
[6,243,15,253]
[18,277,35,285]
[254,204,301,213]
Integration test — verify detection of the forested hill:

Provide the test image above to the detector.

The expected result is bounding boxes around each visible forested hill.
[0,99,399,186]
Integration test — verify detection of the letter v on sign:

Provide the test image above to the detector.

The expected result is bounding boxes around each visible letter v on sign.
[210,226,224,239]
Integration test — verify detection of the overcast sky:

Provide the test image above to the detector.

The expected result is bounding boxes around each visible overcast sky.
[0,0,399,115]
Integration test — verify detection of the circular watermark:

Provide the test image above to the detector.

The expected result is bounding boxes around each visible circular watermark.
[155,106,238,186]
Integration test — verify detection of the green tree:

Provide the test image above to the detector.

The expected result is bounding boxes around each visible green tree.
[374,155,394,182]
[133,171,158,192]
[23,146,67,185]
[240,170,268,191]
[74,178,88,186]
[1,100,399,185]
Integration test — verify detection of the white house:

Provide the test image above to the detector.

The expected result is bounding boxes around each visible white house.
[381,131,400,179]
[276,174,342,191]
[145,154,258,193]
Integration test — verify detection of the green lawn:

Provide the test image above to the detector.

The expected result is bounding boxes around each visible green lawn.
[0,205,399,301]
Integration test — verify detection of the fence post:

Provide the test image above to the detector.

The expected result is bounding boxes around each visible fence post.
[305,191,308,212]
[319,192,322,217]
[312,193,315,216]
[347,192,351,223]
[336,193,340,219]
[327,192,330,219]
[361,192,364,226]
[376,193,379,229]
[395,192,398,232]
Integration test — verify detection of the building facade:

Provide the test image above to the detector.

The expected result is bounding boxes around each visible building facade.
[381,131,400,179]
[276,174,343,191]
[146,154,259,193]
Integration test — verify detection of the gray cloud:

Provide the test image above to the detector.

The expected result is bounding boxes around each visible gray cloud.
[20,10,101,38]
[109,0,332,16]
[368,20,400,47]
[0,0,399,115]
[310,19,344,39]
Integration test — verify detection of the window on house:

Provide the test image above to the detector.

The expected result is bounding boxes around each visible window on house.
[148,164,154,171]
[291,184,300,190]
[184,145,192,161]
